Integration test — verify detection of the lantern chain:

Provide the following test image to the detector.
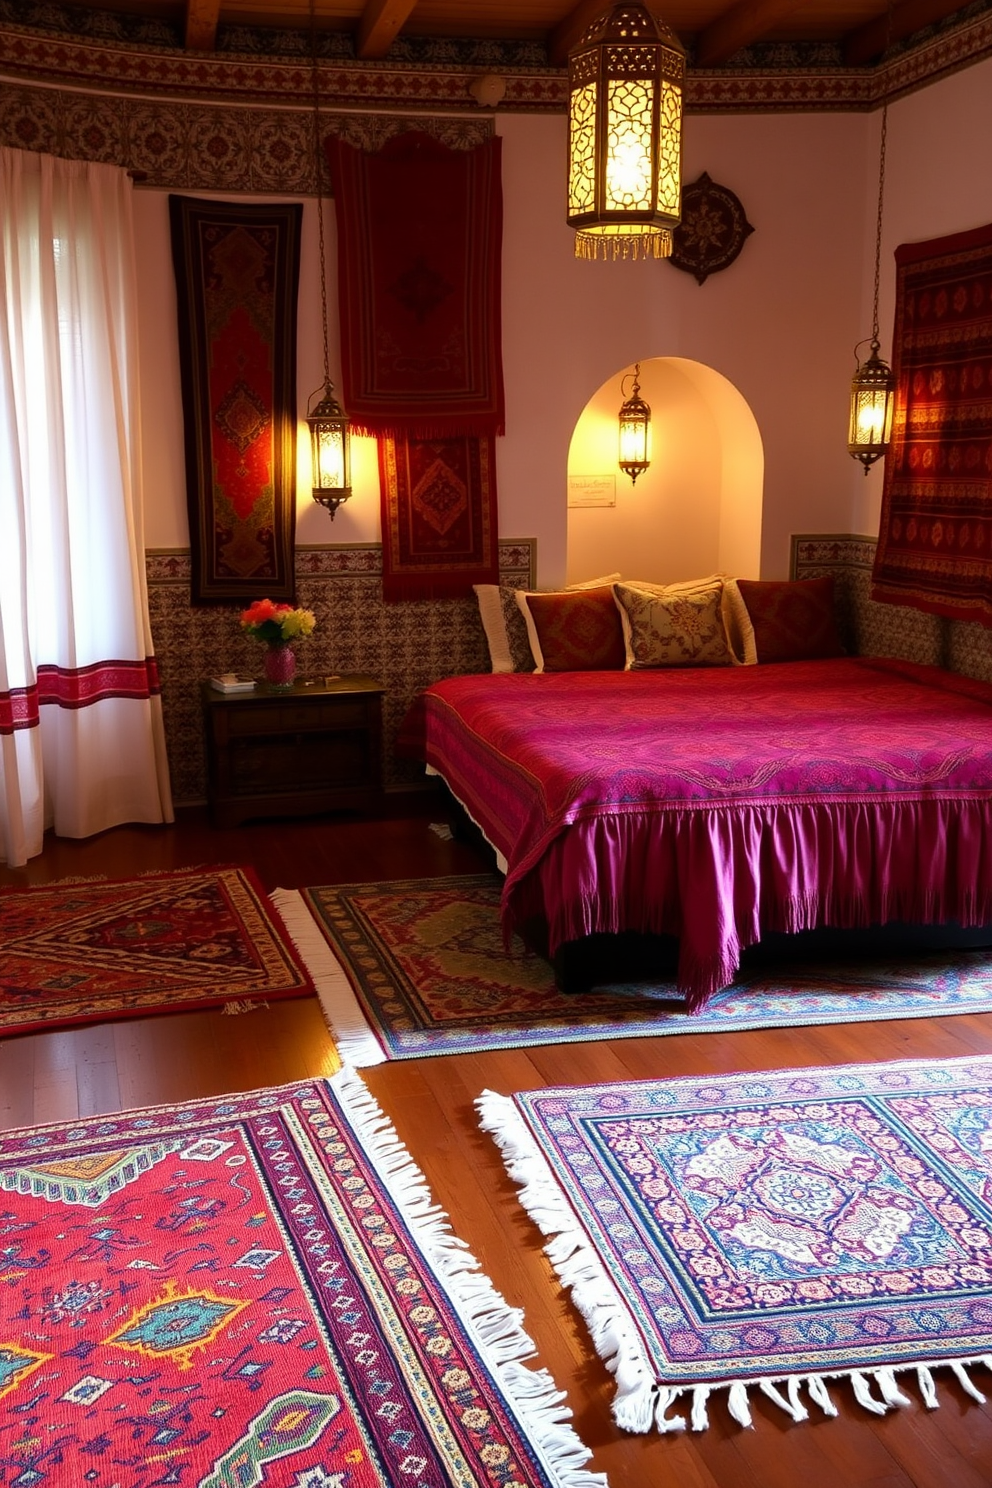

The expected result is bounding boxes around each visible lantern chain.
[870,0,894,349]
[309,0,331,391]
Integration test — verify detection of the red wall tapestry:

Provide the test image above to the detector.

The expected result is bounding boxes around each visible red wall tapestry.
[872,221,992,627]
[170,196,301,605]
[378,434,499,601]
[326,131,504,440]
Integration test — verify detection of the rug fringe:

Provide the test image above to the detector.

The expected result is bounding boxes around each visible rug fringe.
[270,889,386,1067]
[476,1088,992,1436]
[331,1068,607,1487]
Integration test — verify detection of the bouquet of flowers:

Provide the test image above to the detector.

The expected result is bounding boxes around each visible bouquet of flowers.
[239,599,317,645]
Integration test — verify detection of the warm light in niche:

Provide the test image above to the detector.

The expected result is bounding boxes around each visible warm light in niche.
[618,363,651,483]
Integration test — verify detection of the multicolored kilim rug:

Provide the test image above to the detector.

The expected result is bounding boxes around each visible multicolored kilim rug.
[479,1057,992,1436]
[273,875,992,1066]
[0,1071,602,1487]
[0,867,313,1034]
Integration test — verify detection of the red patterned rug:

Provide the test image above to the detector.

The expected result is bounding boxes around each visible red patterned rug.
[0,867,314,1035]
[0,1070,601,1487]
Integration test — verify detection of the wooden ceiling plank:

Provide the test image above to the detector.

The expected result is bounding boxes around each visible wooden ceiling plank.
[843,0,973,66]
[694,0,807,67]
[356,0,420,59]
[185,0,221,51]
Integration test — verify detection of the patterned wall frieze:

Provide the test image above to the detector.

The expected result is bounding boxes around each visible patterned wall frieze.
[146,540,535,805]
[1,3,991,141]
[0,84,494,191]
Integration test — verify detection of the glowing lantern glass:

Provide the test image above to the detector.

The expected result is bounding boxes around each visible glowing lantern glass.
[567,4,685,261]
[618,363,651,482]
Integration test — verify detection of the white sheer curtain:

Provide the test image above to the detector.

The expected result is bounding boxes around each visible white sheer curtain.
[0,147,173,866]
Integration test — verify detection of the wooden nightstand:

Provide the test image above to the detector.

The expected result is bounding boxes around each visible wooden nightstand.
[200,674,384,828]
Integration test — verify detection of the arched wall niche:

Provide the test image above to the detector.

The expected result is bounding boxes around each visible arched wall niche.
[565,357,764,585]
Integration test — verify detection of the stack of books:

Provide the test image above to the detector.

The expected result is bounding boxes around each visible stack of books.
[209,674,256,693]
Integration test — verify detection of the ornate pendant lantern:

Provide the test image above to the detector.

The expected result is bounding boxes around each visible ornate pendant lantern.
[618,363,651,482]
[307,381,352,517]
[567,3,685,261]
[848,6,895,473]
[306,0,352,517]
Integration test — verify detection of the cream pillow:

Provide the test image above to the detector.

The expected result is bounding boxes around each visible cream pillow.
[613,579,735,669]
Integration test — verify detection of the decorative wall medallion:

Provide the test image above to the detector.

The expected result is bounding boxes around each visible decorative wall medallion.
[669,172,754,284]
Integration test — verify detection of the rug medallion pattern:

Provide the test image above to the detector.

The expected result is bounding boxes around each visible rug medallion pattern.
[0,866,313,1034]
[480,1057,992,1434]
[0,1072,602,1487]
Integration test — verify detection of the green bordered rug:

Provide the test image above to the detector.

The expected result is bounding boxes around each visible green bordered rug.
[271,874,992,1066]
[0,866,314,1034]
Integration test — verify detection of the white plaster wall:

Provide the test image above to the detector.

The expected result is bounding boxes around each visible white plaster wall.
[133,68,990,580]
[852,53,992,541]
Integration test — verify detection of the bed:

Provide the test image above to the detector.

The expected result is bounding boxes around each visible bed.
[412,656,992,1007]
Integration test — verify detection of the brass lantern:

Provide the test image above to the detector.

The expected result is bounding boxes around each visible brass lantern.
[306,380,352,517]
[618,363,651,482]
[306,0,352,517]
[567,4,685,261]
[848,339,895,472]
[848,0,895,473]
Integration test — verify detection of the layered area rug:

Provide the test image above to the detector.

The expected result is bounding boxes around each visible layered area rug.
[0,867,313,1034]
[479,1056,992,1436]
[0,1070,603,1487]
[273,874,992,1065]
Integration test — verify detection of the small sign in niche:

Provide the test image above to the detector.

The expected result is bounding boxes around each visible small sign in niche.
[568,475,616,508]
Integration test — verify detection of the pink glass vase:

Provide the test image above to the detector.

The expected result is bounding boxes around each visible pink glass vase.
[263,643,296,687]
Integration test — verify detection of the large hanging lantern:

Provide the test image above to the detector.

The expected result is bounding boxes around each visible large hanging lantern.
[306,380,352,517]
[567,3,685,261]
[618,363,651,482]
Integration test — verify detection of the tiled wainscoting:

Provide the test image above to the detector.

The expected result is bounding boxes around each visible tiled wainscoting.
[147,541,535,804]
[792,533,992,682]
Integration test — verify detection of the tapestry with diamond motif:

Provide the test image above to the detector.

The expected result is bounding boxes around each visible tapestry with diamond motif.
[872,221,992,627]
[378,432,499,601]
[480,1056,992,1436]
[0,1071,601,1488]
[0,866,313,1033]
[170,196,301,605]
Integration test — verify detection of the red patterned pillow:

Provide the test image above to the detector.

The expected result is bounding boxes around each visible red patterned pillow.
[735,576,845,664]
[519,586,626,671]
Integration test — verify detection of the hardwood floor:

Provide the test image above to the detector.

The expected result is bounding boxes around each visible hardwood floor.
[3,797,992,1487]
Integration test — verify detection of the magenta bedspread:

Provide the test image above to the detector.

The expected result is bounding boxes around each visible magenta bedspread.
[419,658,992,1007]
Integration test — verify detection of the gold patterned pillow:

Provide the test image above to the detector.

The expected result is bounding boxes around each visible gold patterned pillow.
[613,581,734,669]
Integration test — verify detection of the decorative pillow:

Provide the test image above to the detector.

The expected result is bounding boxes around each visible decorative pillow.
[474,573,621,674]
[517,586,627,672]
[613,581,735,669]
[735,576,845,664]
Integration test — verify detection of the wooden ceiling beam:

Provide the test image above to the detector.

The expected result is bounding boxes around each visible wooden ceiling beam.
[356,0,420,59]
[843,0,973,66]
[694,0,806,68]
[185,0,220,51]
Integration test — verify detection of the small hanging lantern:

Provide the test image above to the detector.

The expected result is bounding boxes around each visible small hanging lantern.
[306,0,352,518]
[848,339,895,472]
[618,363,651,482]
[306,380,352,517]
[567,3,685,261]
[848,0,895,474]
